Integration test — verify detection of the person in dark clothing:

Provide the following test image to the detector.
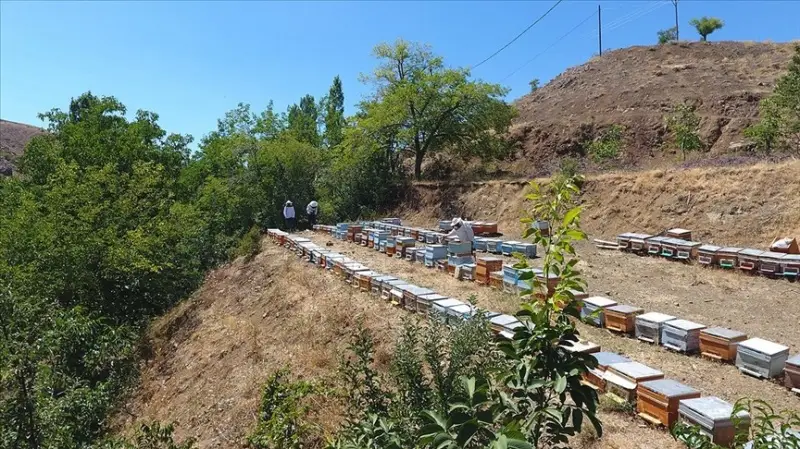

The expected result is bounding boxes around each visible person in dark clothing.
[306,200,318,227]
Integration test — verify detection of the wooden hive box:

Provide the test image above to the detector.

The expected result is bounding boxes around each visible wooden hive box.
[344,263,370,286]
[447,240,473,256]
[447,303,478,323]
[785,354,800,394]
[581,296,618,327]
[735,338,789,379]
[355,271,380,293]
[485,239,502,254]
[404,247,417,262]
[490,314,523,339]
[582,352,631,392]
[562,339,601,354]
[431,298,466,323]
[678,397,751,448]
[416,293,448,315]
[661,319,706,354]
[402,285,435,312]
[628,233,653,254]
[660,238,683,258]
[513,242,537,258]
[676,240,702,261]
[385,236,396,257]
[473,237,488,252]
[604,304,644,334]
[616,233,635,251]
[646,236,670,256]
[781,254,800,279]
[370,275,396,296]
[476,257,504,285]
[425,232,440,244]
[637,379,700,428]
[717,247,742,269]
[489,271,503,289]
[758,251,786,276]
[457,263,477,281]
[698,244,722,266]
[635,312,676,345]
[737,249,763,273]
[604,362,664,404]
[392,284,417,308]
[500,241,521,256]
[381,280,408,301]
[699,327,748,362]
[666,228,693,240]
[568,289,589,301]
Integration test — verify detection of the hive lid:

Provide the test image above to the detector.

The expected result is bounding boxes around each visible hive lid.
[638,312,676,323]
[406,286,436,297]
[640,379,699,397]
[628,233,653,240]
[418,293,448,302]
[759,251,787,260]
[385,280,409,288]
[426,244,446,249]
[432,298,466,309]
[783,254,800,262]
[679,397,749,422]
[583,296,618,307]
[396,284,420,293]
[665,319,706,331]
[448,304,476,316]
[355,271,380,278]
[787,354,800,366]
[739,248,765,257]
[490,314,519,326]
[607,304,643,314]
[718,247,743,254]
[477,256,504,263]
[668,228,692,234]
[698,244,722,252]
[602,370,636,390]
[503,240,522,245]
[562,340,600,353]
[592,352,631,367]
[676,240,702,247]
[739,338,789,356]
[646,236,671,243]
[609,361,663,379]
[617,232,638,239]
[702,327,747,340]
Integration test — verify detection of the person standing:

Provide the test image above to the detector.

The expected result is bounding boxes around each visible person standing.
[306,200,319,227]
[443,218,475,254]
[283,200,296,231]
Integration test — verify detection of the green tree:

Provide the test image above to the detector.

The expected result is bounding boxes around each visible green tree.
[323,76,346,148]
[666,103,703,160]
[689,17,724,41]
[746,45,800,153]
[287,95,320,147]
[358,39,515,179]
[529,78,540,93]
[658,27,678,44]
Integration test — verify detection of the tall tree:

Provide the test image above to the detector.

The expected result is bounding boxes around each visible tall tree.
[358,39,515,179]
[324,76,346,148]
[689,17,724,41]
[287,95,320,147]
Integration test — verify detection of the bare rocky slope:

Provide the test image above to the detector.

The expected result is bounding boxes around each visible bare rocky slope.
[0,119,44,175]
[500,41,798,177]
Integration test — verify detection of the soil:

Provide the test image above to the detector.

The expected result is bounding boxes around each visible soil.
[0,119,44,176]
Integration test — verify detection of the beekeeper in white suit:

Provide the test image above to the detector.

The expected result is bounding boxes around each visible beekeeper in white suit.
[283,200,296,231]
[306,200,319,227]
[444,217,475,247]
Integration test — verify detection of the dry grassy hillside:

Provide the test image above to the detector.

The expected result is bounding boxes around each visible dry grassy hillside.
[0,119,44,175]
[401,161,800,248]
[500,41,798,177]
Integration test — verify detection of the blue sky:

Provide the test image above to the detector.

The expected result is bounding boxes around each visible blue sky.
[2,1,798,144]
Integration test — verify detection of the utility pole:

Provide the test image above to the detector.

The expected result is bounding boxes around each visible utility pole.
[672,0,679,40]
[598,4,602,55]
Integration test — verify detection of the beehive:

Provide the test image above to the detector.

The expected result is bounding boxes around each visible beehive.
[485,239,502,254]
[473,237,488,252]
[582,352,631,392]
[425,232,441,244]
[678,397,751,447]
[381,280,408,301]
[416,293,448,315]
[370,275,397,296]
[355,271,380,293]
[438,220,453,231]
[660,237,683,258]
[717,247,742,269]
[675,240,702,261]
[402,286,435,312]
[604,362,664,404]
[637,379,700,428]
[784,354,800,394]
[735,338,789,379]
[500,241,521,256]
[490,314,523,339]
[385,236,396,256]
[489,271,503,289]
[628,233,653,254]
[737,249,763,272]
[404,248,418,262]
[476,257,504,285]
[391,284,417,308]
[447,240,473,256]
[666,228,692,240]
[616,233,635,251]
[604,304,644,334]
[698,244,722,266]
[424,245,447,267]
[581,296,618,327]
[758,251,786,276]
[447,303,478,322]
[635,312,676,345]
[646,236,670,256]
[661,319,706,353]
[512,242,537,258]
[448,254,475,269]
[381,217,401,225]
[431,298,466,323]
[699,327,747,362]
[781,254,800,279]
[343,263,370,286]
[562,339,601,354]
[458,263,476,281]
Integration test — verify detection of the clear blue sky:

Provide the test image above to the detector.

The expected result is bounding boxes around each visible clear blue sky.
[2,1,798,145]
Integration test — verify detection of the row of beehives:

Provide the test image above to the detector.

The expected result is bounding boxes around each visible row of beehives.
[617,231,800,280]
[267,228,798,447]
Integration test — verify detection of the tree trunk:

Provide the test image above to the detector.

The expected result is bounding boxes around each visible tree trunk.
[414,151,424,180]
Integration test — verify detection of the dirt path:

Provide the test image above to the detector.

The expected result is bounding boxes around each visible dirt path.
[307,231,800,412]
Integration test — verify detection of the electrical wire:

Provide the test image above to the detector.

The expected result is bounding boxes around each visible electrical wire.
[605,0,669,33]
[501,10,598,83]
[471,0,564,70]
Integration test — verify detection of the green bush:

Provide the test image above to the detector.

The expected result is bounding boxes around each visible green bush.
[231,226,262,261]
[587,125,624,161]
[248,369,321,449]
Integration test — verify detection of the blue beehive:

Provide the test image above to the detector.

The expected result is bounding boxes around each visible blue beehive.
[425,232,439,244]
[501,241,521,256]
[448,254,475,267]
[439,220,453,231]
[485,239,502,253]
[513,242,537,258]
[448,241,472,255]
[473,237,487,252]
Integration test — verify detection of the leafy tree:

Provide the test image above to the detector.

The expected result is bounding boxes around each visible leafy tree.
[358,39,515,179]
[323,76,346,148]
[689,17,724,41]
[586,125,624,161]
[658,27,678,44]
[287,94,321,147]
[529,78,540,93]
[666,103,703,160]
[744,98,781,154]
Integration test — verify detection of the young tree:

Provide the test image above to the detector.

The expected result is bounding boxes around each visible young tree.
[287,94,320,147]
[689,17,724,41]
[666,103,703,160]
[529,78,540,93]
[746,45,800,153]
[324,76,346,148]
[358,39,515,179]
[657,27,678,44]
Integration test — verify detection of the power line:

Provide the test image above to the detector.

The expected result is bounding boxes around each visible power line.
[471,0,564,71]
[501,10,598,83]
[605,0,668,33]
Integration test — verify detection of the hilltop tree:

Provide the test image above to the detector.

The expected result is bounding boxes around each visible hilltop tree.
[666,103,703,160]
[323,76,346,148]
[529,78,540,93]
[287,94,320,147]
[689,17,724,41]
[358,39,515,179]
[657,27,678,44]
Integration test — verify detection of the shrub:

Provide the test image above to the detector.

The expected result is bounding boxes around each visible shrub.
[230,225,262,261]
[587,125,624,161]
[658,27,678,44]
[666,104,703,160]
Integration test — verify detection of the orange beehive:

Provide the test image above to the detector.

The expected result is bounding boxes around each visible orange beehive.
[785,355,800,394]
[476,257,503,285]
[637,379,701,428]
[699,327,748,362]
[604,305,644,335]
[581,352,631,392]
